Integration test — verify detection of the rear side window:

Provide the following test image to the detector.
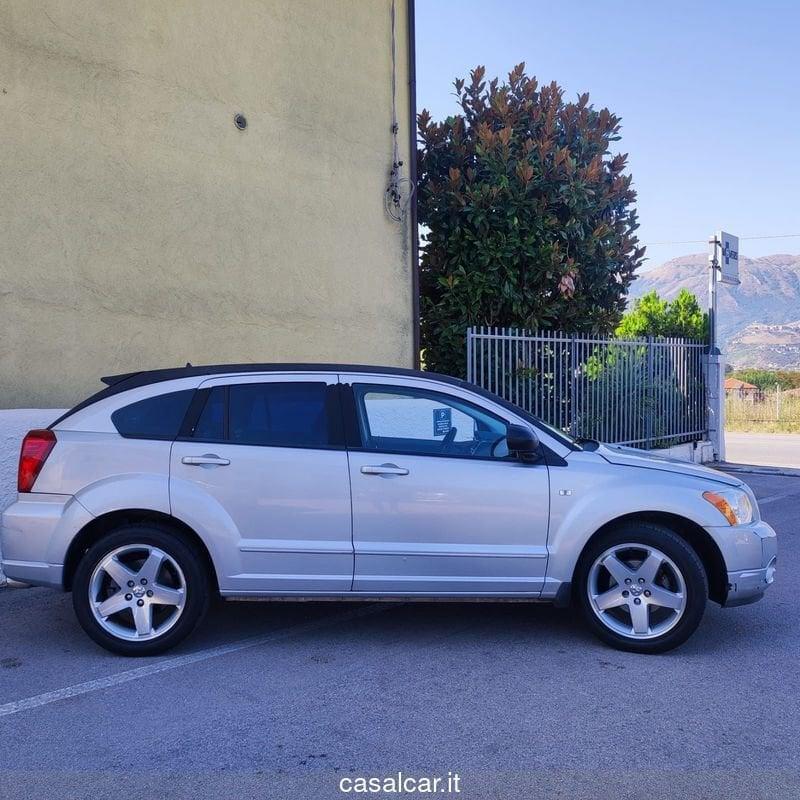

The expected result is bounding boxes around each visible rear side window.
[192,382,334,448]
[111,390,194,440]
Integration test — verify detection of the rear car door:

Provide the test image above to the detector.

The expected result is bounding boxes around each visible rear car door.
[170,373,353,594]
[344,376,551,594]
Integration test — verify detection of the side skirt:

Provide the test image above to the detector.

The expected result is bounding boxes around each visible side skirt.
[222,593,553,604]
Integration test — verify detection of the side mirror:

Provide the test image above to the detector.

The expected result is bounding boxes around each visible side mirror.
[506,424,540,459]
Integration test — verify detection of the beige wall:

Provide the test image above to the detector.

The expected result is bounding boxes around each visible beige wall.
[0,0,414,407]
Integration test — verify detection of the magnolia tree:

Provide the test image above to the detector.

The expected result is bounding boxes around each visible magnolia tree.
[417,63,646,376]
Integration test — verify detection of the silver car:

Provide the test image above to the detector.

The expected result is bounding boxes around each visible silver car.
[1,364,776,655]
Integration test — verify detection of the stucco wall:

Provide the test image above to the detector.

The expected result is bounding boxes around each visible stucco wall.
[0,0,413,408]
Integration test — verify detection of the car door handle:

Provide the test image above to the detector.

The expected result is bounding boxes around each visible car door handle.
[181,454,230,466]
[360,464,409,476]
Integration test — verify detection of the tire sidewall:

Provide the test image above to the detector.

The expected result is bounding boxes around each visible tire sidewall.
[575,522,708,654]
[72,524,210,656]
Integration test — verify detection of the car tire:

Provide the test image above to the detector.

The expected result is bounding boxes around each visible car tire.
[574,521,708,654]
[72,523,211,656]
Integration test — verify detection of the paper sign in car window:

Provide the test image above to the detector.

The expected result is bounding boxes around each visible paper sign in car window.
[433,407,452,437]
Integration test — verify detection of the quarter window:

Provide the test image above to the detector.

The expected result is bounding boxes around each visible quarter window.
[111,389,194,440]
[353,384,509,459]
[193,387,225,440]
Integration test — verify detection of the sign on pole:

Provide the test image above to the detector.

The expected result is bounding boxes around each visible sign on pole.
[717,231,740,285]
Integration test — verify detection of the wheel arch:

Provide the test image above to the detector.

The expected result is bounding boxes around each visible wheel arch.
[63,509,219,593]
[571,511,728,604]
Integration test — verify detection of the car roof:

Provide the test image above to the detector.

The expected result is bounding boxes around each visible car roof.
[50,363,470,427]
[98,362,451,388]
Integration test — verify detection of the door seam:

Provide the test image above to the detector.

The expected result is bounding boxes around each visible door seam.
[337,374,356,591]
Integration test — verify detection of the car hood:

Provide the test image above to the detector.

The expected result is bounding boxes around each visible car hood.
[597,443,742,487]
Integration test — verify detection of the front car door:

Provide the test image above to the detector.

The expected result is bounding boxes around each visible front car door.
[343,375,553,595]
[170,373,353,594]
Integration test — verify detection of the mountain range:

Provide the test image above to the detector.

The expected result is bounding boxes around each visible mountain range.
[629,253,800,368]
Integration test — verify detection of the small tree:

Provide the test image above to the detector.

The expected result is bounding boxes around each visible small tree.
[616,289,708,340]
[417,63,645,377]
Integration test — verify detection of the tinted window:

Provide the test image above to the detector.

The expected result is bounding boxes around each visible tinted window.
[193,387,226,440]
[224,382,331,448]
[354,384,508,458]
[112,389,194,440]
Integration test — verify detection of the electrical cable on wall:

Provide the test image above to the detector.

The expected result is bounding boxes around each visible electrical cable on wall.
[385,0,414,222]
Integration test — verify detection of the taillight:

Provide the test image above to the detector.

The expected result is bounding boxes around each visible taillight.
[18,429,56,493]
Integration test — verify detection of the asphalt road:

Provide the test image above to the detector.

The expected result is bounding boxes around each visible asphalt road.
[726,431,800,469]
[0,472,797,800]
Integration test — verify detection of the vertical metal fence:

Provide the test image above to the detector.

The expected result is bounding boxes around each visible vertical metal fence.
[466,327,708,448]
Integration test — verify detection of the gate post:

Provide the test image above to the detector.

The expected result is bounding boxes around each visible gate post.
[704,349,726,462]
[645,337,654,448]
[569,333,577,436]
[466,327,474,383]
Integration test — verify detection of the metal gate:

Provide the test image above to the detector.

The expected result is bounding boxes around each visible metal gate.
[466,327,708,448]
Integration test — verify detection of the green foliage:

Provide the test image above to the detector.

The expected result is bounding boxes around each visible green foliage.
[578,340,705,447]
[616,289,707,341]
[417,63,645,377]
[729,369,800,391]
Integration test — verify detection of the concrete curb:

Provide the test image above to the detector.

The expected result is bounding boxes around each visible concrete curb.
[716,463,800,478]
[0,579,29,590]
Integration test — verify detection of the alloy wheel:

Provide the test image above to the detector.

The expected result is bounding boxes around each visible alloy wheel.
[88,544,187,641]
[586,542,687,640]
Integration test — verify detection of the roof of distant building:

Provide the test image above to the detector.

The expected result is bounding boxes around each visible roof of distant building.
[724,378,758,390]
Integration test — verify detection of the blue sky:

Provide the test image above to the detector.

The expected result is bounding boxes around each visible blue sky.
[415,0,800,271]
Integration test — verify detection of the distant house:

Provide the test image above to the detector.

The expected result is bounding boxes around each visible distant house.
[724,378,760,400]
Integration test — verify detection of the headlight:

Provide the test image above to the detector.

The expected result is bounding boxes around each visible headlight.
[702,488,754,526]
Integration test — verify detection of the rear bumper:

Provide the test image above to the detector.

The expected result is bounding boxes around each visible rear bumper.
[1,494,92,588]
[1,559,64,587]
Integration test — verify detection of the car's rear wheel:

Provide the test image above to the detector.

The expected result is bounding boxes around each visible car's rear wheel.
[72,523,210,656]
[575,522,708,654]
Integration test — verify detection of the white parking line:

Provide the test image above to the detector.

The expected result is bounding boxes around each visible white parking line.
[0,603,389,719]
[757,488,800,506]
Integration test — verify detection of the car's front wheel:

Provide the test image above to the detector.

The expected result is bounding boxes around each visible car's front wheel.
[72,523,211,656]
[575,522,708,654]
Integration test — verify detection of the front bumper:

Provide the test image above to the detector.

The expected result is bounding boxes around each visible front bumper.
[720,519,778,607]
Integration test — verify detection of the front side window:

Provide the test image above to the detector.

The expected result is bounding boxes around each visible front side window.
[192,382,332,448]
[112,389,194,440]
[353,384,509,459]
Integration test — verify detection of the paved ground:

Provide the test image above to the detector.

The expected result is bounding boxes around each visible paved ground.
[726,431,800,469]
[0,472,797,800]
